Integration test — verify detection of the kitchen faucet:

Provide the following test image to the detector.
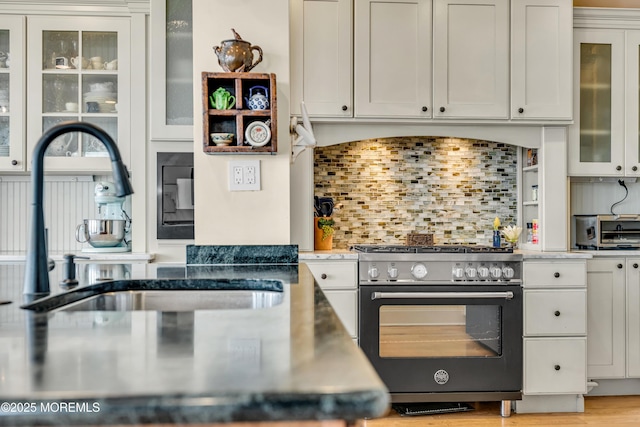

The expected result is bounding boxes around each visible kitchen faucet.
[23,122,133,298]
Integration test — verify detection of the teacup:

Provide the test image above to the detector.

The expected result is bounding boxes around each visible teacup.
[104,59,118,70]
[89,56,104,70]
[65,102,78,112]
[210,133,234,146]
[71,56,90,69]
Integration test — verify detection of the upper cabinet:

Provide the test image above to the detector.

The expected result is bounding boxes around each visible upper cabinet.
[150,0,194,141]
[433,0,508,119]
[354,0,432,118]
[26,15,131,172]
[0,16,25,172]
[511,0,573,120]
[569,8,640,177]
[290,0,352,117]
[291,0,573,123]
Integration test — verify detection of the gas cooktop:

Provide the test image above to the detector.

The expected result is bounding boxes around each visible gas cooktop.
[351,244,513,254]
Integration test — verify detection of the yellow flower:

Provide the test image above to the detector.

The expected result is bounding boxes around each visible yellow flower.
[493,217,501,231]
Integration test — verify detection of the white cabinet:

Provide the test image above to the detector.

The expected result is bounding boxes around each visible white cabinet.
[569,29,627,177]
[0,16,25,172]
[354,0,431,118]
[586,258,626,378]
[587,257,640,379]
[433,0,509,119]
[511,0,572,120]
[521,260,587,395]
[626,258,640,377]
[302,259,358,339]
[26,15,131,172]
[150,0,193,140]
[290,0,353,117]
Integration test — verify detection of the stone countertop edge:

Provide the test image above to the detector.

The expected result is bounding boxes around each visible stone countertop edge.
[519,250,593,259]
[299,249,358,260]
[0,263,389,425]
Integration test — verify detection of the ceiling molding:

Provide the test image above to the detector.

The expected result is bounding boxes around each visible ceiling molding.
[0,0,149,15]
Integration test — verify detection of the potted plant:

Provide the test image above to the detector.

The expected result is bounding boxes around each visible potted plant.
[314,217,335,250]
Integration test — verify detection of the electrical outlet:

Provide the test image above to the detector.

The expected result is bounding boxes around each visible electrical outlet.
[229,160,260,191]
[233,166,243,184]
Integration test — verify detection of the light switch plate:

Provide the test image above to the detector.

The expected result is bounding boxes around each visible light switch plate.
[229,160,261,191]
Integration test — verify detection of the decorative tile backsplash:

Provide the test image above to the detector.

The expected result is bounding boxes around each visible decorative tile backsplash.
[314,137,518,249]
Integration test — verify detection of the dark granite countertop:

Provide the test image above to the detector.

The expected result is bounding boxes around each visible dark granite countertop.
[0,261,389,426]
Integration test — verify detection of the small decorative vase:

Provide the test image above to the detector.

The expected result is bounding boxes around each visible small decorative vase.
[493,230,501,248]
[314,217,333,251]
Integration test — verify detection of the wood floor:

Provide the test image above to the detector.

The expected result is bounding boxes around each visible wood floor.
[360,395,640,426]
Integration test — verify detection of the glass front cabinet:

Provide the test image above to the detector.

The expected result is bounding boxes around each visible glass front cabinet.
[26,16,130,172]
[569,28,640,177]
[0,16,25,171]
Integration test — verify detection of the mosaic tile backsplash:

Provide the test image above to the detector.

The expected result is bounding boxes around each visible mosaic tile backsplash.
[314,137,518,249]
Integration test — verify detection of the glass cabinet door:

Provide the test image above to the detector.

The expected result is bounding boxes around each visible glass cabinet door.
[570,30,625,176]
[27,16,130,172]
[625,32,640,176]
[150,0,193,141]
[0,16,24,171]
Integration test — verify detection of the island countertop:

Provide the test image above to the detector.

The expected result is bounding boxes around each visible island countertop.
[0,262,389,426]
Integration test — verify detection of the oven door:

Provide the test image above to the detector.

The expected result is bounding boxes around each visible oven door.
[359,284,522,400]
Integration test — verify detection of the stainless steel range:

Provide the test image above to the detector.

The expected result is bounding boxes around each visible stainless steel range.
[354,244,523,417]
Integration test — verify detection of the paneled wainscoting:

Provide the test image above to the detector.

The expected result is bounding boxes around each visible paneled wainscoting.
[0,175,113,253]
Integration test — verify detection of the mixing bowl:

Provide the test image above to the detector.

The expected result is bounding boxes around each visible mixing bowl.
[76,219,126,248]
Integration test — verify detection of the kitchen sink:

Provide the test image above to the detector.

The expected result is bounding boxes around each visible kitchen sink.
[21,278,284,313]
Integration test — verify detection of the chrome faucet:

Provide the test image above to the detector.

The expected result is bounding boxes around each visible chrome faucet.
[23,122,134,297]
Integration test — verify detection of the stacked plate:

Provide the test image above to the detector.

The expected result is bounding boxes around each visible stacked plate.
[0,145,9,156]
[83,91,117,113]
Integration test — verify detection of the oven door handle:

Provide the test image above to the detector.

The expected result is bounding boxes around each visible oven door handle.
[371,291,514,300]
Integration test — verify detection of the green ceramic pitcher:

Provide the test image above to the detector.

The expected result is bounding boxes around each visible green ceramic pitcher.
[209,87,236,110]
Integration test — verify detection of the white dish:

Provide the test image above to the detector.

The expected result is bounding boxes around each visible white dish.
[244,121,271,147]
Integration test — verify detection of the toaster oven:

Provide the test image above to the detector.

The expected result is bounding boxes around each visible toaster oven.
[574,214,640,249]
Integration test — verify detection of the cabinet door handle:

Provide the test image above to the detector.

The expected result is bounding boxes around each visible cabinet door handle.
[439,107,445,113]
[422,106,428,112]
[554,365,561,371]
[320,274,327,280]
[618,263,623,269]
[634,166,638,172]
[634,264,639,269]
[617,165,622,171]
[341,105,348,111]
[11,160,17,166]
[554,272,560,278]
[518,107,524,114]
[554,310,561,317]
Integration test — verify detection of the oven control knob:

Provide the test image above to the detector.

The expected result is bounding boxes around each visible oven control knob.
[465,267,477,279]
[477,266,490,279]
[452,267,465,279]
[490,266,502,279]
[388,267,399,279]
[368,266,380,280]
[411,263,428,279]
[502,266,515,279]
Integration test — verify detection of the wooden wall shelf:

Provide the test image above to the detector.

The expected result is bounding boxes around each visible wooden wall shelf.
[201,72,277,154]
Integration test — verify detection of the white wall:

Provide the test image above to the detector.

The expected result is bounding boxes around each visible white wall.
[192,0,291,245]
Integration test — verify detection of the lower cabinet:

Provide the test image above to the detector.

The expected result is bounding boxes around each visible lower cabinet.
[517,259,587,412]
[586,257,640,379]
[302,259,358,340]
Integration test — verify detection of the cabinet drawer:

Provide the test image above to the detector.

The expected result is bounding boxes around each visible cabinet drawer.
[323,290,357,338]
[523,337,587,395]
[523,261,586,288]
[524,289,586,336]
[304,261,357,289]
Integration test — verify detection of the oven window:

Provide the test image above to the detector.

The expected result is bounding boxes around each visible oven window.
[379,305,502,358]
